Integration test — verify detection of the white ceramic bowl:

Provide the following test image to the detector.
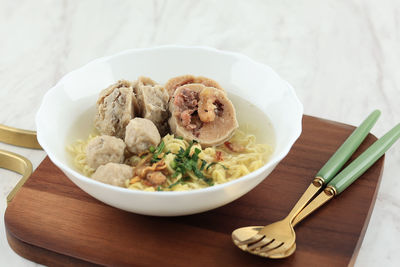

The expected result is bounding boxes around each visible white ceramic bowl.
[36,46,303,216]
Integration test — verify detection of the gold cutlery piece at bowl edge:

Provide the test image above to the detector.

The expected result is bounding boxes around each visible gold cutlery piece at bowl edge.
[0,124,42,204]
[232,110,400,259]
[0,124,42,149]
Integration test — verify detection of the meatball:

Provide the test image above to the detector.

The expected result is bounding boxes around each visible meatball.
[168,84,238,147]
[95,80,139,138]
[133,77,170,136]
[164,75,224,99]
[86,135,126,169]
[124,118,161,154]
[91,163,133,187]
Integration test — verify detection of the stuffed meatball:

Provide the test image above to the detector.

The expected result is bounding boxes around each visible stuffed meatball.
[164,74,224,99]
[95,80,139,138]
[133,77,170,135]
[168,84,238,147]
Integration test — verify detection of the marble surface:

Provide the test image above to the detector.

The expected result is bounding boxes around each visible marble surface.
[1,0,400,266]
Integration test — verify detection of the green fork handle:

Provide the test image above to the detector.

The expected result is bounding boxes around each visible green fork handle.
[285,110,381,223]
[316,110,381,184]
[328,123,400,194]
[291,122,400,226]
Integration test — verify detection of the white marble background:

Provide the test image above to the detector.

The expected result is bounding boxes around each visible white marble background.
[1,0,399,266]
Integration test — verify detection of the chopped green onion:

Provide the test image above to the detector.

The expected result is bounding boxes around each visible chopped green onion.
[149,146,155,153]
[184,143,193,157]
[168,140,216,188]
[206,162,228,170]
[168,179,183,189]
[192,148,201,161]
[206,162,217,170]
[203,178,214,186]
[155,140,165,154]
[151,141,165,163]
[219,163,228,170]
[200,160,207,171]
[193,168,204,178]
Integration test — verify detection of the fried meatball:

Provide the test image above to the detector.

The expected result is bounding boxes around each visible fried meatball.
[91,163,133,187]
[95,80,138,138]
[133,77,170,136]
[86,135,126,169]
[124,118,161,154]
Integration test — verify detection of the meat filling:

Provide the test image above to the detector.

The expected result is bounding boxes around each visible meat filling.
[214,100,224,117]
[174,88,201,131]
[174,88,225,136]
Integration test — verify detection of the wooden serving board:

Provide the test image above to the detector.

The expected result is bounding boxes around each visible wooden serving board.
[4,116,383,267]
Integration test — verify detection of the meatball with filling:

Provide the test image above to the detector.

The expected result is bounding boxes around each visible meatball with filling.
[86,135,126,169]
[168,84,238,147]
[95,80,138,139]
[125,118,161,154]
[133,77,170,136]
[91,163,133,187]
[164,74,224,99]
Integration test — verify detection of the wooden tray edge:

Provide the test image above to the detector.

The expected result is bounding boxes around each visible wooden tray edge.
[5,228,97,267]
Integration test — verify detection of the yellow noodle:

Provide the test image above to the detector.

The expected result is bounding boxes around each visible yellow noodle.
[162,134,189,153]
[66,134,97,177]
[68,130,273,191]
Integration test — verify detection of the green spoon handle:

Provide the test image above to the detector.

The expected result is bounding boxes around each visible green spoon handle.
[316,110,381,184]
[328,123,400,194]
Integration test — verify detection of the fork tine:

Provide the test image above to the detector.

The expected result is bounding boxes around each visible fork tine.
[247,237,274,251]
[258,241,284,253]
[259,243,291,258]
[234,233,264,246]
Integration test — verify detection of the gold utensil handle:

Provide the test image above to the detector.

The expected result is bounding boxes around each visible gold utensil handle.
[0,124,41,149]
[284,178,324,224]
[291,188,335,226]
[0,149,33,204]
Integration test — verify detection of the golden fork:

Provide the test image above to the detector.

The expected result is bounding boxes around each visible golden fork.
[233,110,400,258]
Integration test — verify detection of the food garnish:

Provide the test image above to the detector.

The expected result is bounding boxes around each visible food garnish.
[206,162,228,170]
[215,151,223,161]
[169,141,214,186]
[151,140,165,163]
[68,75,271,191]
[224,141,246,152]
